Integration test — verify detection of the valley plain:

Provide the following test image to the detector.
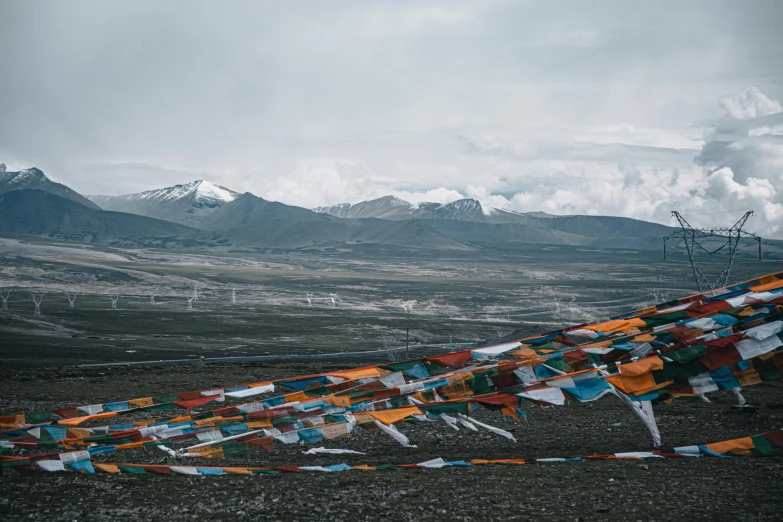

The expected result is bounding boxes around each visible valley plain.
[1,235,777,368]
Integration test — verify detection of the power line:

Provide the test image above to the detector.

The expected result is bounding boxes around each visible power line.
[683,201,778,218]
[663,211,761,292]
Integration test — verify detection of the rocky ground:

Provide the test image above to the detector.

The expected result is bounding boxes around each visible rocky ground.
[2,241,782,519]
[2,363,782,521]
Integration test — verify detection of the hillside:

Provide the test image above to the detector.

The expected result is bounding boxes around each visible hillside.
[314,196,416,220]
[0,166,100,210]
[316,196,561,226]
[0,190,201,246]
[202,192,330,231]
[209,194,468,250]
[88,180,239,227]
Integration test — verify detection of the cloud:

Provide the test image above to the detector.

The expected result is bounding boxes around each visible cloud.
[2,3,783,238]
[463,88,783,237]
[691,88,783,237]
[719,87,783,120]
[78,161,219,195]
[705,167,775,201]
[621,164,644,189]
[696,113,783,184]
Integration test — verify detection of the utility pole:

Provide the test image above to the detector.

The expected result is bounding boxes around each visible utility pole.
[406,325,409,360]
[402,301,413,359]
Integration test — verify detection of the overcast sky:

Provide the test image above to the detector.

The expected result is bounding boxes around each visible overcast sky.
[2,1,783,236]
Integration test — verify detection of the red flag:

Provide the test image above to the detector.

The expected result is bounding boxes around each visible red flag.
[175,391,203,400]
[172,395,219,409]
[53,408,79,419]
[763,430,783,448]
[472,394,520,409]
[426,351,472,368]
[248,436,274,452]
[142,464,173,475]
[274,465,301,473]
[697,345,742,371]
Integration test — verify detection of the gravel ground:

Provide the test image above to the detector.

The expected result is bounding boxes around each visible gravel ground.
[2,363,783,521]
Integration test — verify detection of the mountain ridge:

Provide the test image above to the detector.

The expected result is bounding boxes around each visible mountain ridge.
[0,166,101,210]
[313,195,559,224]
[0,189,204,246]
[88,180,239,227]
[202,192,332,230]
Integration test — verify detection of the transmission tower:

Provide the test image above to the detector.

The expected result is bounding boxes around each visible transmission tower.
[31,293,43,317]
[663,211,761,292]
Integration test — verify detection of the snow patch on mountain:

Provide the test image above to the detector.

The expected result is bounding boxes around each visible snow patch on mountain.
[88,180,240,227]
[195,181,236,203]
[479,201,495,216]
[4,168,52,184]
[313,195,415,219]
[386,195,410,207]
[127,180,237,203]
[312,194,562,223]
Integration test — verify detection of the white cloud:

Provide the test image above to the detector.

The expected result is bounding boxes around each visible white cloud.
[719,87,783,120]
[2,3,783,238]
[461,87,783,238]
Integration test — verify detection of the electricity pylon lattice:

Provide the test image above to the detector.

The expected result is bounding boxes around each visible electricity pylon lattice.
[663,211,761,292]
[31,293,43,317]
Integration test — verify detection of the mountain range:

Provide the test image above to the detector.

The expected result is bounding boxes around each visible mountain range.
[0,165,695,252]
[314,195,556,224]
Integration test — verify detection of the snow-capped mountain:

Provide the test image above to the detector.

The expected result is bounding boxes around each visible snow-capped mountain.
[313,195,414,220]
[0,165,100,209]
[89,180,240,227]
[313,195,548,224]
